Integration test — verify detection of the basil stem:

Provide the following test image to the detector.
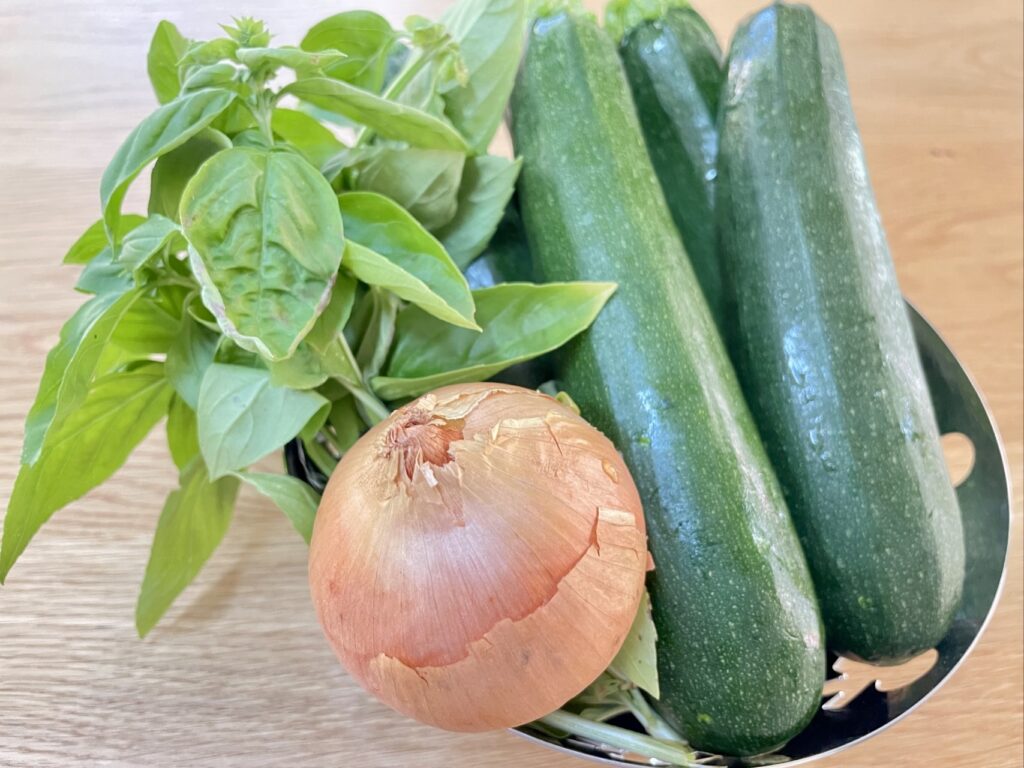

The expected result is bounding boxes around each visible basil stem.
[536,710,699,767]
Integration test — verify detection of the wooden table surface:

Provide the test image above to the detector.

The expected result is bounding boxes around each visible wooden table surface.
[1,0,1021,765]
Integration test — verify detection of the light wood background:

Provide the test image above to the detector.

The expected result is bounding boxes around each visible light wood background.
[1,0,1021,766]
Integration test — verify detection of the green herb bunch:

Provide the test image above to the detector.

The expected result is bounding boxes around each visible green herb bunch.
[0,0,614,637]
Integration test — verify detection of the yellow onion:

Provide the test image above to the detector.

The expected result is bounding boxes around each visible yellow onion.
[309,382,648,731]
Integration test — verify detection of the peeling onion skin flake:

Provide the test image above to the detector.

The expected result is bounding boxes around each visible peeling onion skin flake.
[308,382,648,732]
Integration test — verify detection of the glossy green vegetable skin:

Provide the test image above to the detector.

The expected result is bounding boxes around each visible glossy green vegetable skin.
[511,10,824,756]
[617,6,725,326]
[717,3,965,664]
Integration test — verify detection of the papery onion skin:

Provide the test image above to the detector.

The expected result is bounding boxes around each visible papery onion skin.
[309,382,648,732]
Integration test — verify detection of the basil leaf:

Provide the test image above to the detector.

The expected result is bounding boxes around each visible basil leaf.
[329,350,367,393]
[299,400,331,443]
[314,353,385,426]
[197,363,330,479]
[609,590,660,699]
[373,282,616,399]
[180,147,344,359]
[73,215,151,296]
[212,100,258,135]
[317,378,350,401]
[101,88,236,247]
[393,59,446,117]
[321,144,379,186]
[437,155,522,268]
[221,17,271,46]
[235,471,320,544]
[166,311,218,409]
[270,108,345,170]
[300,11,397,92]
[328,395,363,452]
[398,16,469,113]
[75,248,133,296]
[167,395,200,470]
[187,300,221,333]
[181,147,344,360]
[301,270,358,358]
[64,215,147,265]
[267,272,358,390]
[307,273,359,351]
[441,0,527,152]
[231,129,272,150]
[118,214,183,275]
[354,288,399,381]
[106,286,187,360]
[344,280,373,342]
[339,192,477,329]
[566,672,632,719]
[266,344,331,390]
[147,20,190,104]
[148,128,232,222]
[1,364,172,582]
[135,457,240,637]
[342,241,468,332]
[180,38,239,70]
[22,289,140,465]
[284,77,469,152]
[180,62,240,93]
[351,147,465,231]
[298,103,360,132]
[214,338,262,368]
[237,46,345,74]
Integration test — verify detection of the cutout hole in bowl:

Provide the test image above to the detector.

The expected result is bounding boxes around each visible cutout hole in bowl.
[940,432,975,487]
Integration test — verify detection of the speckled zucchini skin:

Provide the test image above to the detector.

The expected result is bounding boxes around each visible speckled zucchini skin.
[511,10,824,756]
[618,7,725,327]
[717,3,965,664]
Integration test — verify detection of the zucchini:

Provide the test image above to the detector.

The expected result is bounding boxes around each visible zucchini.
[609,0,725,327]
[510,9,824,756]
[717,3,965,664]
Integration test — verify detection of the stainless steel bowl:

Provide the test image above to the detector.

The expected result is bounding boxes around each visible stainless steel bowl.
[284,304,1011,767]
[512,304,1012,766]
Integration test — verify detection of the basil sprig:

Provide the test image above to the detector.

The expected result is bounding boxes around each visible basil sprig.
[2,3,616,641]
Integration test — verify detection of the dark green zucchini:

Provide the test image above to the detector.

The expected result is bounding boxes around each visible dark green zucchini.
[609,0,725,327]
[717,3,965,664]
[510,8,824,756]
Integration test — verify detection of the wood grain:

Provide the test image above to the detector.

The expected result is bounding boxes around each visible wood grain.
[1,1,1021,766]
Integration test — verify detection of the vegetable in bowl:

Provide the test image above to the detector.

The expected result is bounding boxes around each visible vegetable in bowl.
[1,0,975,766]
[511,3,826,758]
